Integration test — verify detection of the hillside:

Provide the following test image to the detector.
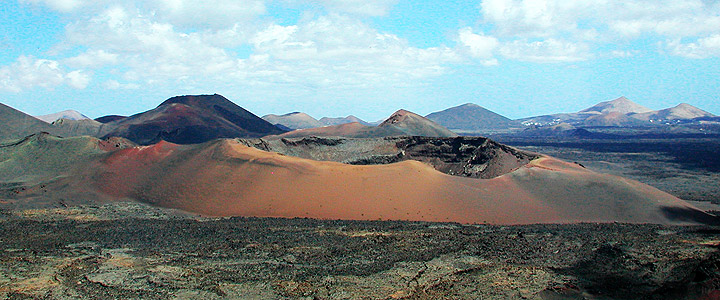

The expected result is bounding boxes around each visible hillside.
[35,110,89,123]
[262,112,323,130]
[580,96,653,115]
[0,134,713,225]
[269,109,457,139]
[426,103,521,132]
[0,103,65,141]
[101,94,286,144]
[319,115,371,126]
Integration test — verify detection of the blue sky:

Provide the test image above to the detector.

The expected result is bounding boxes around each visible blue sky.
[1,0,719,121]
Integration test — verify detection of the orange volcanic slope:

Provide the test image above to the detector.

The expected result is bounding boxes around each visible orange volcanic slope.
[93,139,705,225]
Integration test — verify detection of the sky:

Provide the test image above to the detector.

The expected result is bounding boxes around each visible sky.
[1,0,719,121]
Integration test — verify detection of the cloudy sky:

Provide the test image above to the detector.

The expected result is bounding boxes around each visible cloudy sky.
[1,0,719,121]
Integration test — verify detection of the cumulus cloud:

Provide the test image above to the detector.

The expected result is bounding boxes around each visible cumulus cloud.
[64,49,118,68]
[20,0,84,12]
[244,14,460,87]
[103,79,140,90]
[456,27,498,66]
[308,0,398,16]
[499,39,591,63]
[0,56,89,92]
[66,70,92,89]
[22,0,266,29]
[666,35,720,59]
[481,0,720,39]
[149,0,266,29]
[64,6,238,82]
[477,0,720,59]
[480,0,596,38]
[53,5,458,91]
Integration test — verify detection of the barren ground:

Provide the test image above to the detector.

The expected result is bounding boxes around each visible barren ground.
[1,202,719,300]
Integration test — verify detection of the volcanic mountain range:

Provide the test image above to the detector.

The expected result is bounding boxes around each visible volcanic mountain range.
[518,96,716,128]
[1,94,717,225]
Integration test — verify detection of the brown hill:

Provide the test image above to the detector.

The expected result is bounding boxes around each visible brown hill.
[580,96,653,115]
[583,111,648,127]
[262,112,323,129]
[631,103,716,122]
[0,134,713,225]
[101,94,286,144]
[269,109,457,139]
[319,115,371,126]
[91,139,710,224]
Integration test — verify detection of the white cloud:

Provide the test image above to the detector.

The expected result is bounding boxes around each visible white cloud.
[66,70,92,89]
[499,39,591,63]
[64,49,118,68]
[103,79,140,90]
[478,0,720,60]
[243,15,459,87]
[666,35,720,59]
[308,0,398,16]
[22,0,266,29]
[64,6,238,82]
[149,0,266,29]
[610,50,639,58]
[20,0,84,12]
[480,0,596,38]
[457,27,499,66]
[0,56,90,92]
[607,1,720,38]
[54,5,458,92]
[481,0,720,40]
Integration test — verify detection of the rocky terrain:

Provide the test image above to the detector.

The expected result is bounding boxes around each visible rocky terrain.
[244,136,537,178]
[1,203,719,299]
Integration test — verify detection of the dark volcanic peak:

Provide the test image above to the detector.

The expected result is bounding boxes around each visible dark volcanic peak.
[426,103,521,132]
[159,94,283,135]
[101,94,286,145]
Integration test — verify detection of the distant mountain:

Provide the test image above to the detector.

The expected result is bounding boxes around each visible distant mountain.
[378,109,458,137]
[583,112,649,127]
[0,103,64,141]
[319,115,371,126]
[580,96,653,115]
[95,115,127,123]
[519,96,656,127]
[267,109,457,139]
[51,118,105,137]
[262,112,323,130]
[426,103,521,132]
[101,94,286,145]
[35,110,90,123]
[631,103,715,122]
